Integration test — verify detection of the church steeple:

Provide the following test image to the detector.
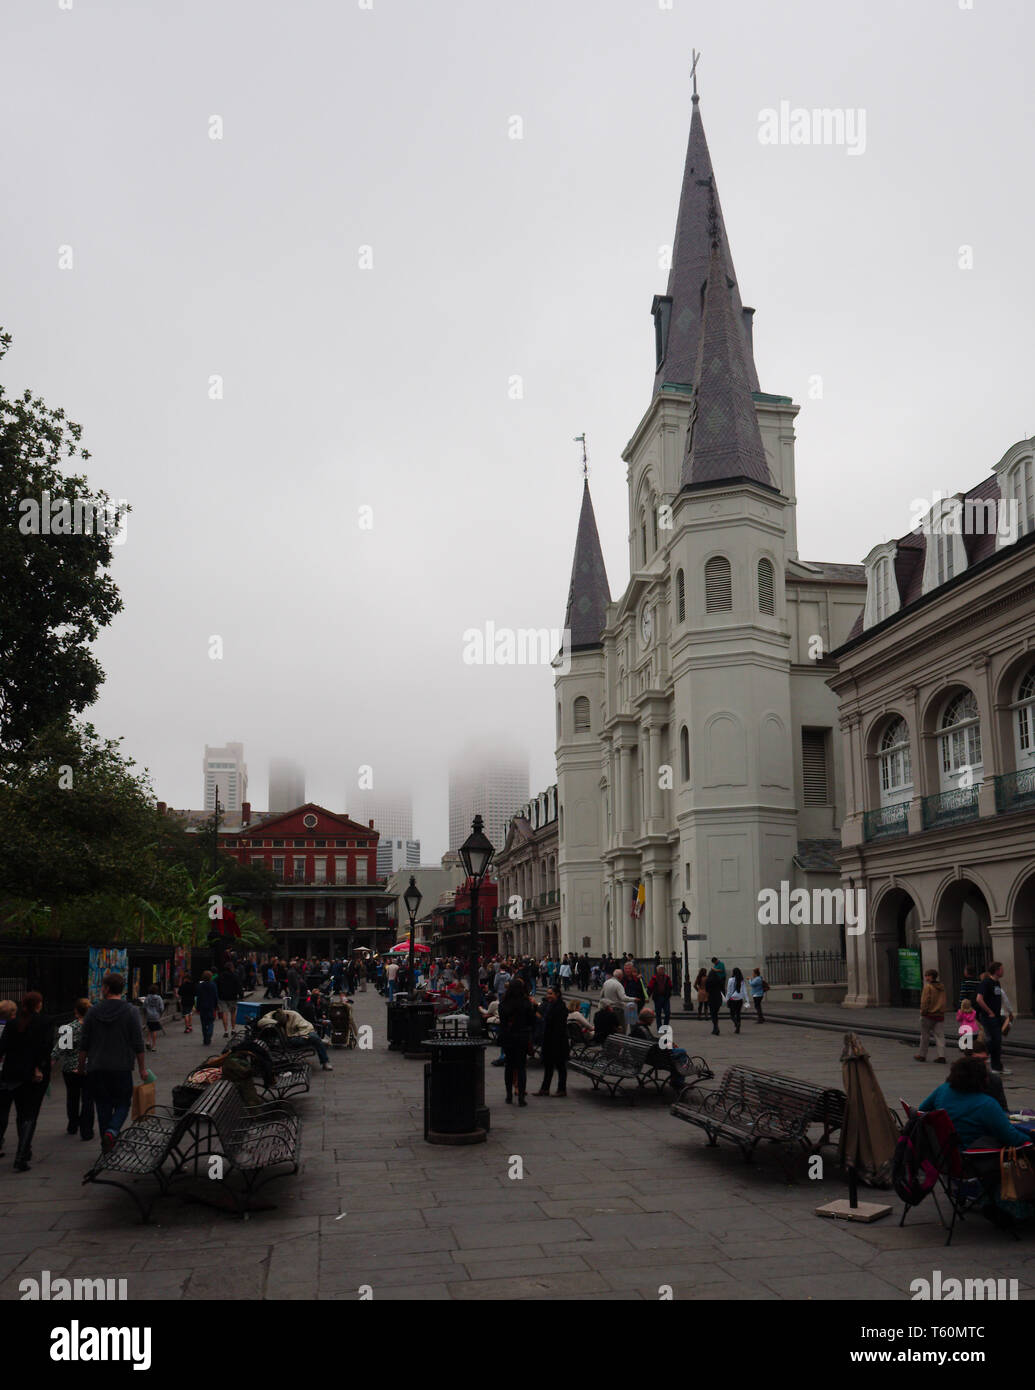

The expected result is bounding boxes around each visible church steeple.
[652,77,759,397]
[680,220,772,491]
[563,477,611,650]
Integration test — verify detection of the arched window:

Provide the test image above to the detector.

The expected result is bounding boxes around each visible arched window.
[676,568,685,623]
[939,690,983,788]
[873,556,892,621]
[704,556,732,612]
[757,558,775,615]
[1014,666,1035,766]
[573,696,590,732]
[879,717,912,805]
[933,530,956,586]
[679,725,690,782]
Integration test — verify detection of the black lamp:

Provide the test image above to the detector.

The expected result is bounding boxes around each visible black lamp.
[403,875,422,990]
[678,900,692,1009]
[459,815,495,1035]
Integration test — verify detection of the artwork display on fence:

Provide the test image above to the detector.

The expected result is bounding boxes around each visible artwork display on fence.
[87,947,129,1002]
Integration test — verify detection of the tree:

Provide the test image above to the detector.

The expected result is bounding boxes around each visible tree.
[0,329,127,760]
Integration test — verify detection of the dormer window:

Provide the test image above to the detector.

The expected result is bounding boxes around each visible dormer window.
[992,441,1034,549]
[920,500,967,595]
[652,295,673,370]
[862,542,899,629]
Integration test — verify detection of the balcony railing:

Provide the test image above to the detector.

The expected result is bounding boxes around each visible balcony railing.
[995,767,1035,816]
[863,803,909,842]
[921,786,980,831]
[276,877,387,889]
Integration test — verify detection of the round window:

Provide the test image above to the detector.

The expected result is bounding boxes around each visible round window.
[303,813,318,829]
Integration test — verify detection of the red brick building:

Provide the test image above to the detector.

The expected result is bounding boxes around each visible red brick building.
[425,876,499,956]
[219,803,392,956]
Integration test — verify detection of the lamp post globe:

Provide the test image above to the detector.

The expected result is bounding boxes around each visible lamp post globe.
[403,875,422,993]
[458,814,495,1036]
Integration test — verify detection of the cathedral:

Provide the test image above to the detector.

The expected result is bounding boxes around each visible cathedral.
[554,84,866,975]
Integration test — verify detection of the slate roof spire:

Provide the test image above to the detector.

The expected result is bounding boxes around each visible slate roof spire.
[563,477,611,651]
[680,183,772,491]
[652,82,759,397]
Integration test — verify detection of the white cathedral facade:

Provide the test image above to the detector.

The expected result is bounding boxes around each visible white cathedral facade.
[554,88,866,974]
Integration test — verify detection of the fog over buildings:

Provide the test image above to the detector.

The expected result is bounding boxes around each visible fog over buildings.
[2,0,1031,861]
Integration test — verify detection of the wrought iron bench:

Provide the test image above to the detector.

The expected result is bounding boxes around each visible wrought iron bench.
[670,1064,846,1167]
[570,1035,680,1099]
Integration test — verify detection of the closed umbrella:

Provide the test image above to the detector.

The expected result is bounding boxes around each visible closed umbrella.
[817,1032,895,1223]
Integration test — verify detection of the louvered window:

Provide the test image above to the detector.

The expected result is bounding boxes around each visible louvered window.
[704,556,732,612]
[679,726,690,782]
[801,729,830,805]
[757,558,775,615]
[573,696,591,732]
[676,569,685,623]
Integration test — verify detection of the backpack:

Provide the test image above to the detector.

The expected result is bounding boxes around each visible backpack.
[892,1108,958,1206]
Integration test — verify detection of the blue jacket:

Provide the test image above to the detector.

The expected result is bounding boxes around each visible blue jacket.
[919,1082,1031,1149]
[196,980,219,1015]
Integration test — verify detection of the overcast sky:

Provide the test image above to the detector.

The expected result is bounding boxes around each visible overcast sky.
[2,0,1032,858]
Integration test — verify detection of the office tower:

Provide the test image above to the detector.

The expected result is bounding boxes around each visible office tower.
[449,743,529,856]
[268,758,306,813]
[203,742,248,816]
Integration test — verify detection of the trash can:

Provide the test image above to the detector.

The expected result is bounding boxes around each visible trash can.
[424,1036,490,1144]
[386,997,409,1050]
[402,1002,435,1058]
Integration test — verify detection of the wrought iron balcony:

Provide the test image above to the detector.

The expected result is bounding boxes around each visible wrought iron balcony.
[921,786,980,831]
[995,767,1035,815]
[862,803,910,842]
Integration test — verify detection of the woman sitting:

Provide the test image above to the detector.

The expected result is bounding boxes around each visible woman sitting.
[566,999,593,1039]
[592,1004,623,1046]
[918,1055,1031,1149]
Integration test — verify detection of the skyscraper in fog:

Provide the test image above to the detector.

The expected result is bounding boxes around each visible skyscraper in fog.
[204,742,248,815]
[350,788,414,843]
[449,744,529,856]
[268,758,306,812]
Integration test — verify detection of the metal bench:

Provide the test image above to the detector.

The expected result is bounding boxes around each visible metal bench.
[173,1080,301,1214]
[230,1037,311,1101]
[670,1064,846,1167]
[83,1102,203,1222]
[569,1034,673,1099]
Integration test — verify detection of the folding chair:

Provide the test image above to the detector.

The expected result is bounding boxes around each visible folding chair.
[899,1107,1019,1246]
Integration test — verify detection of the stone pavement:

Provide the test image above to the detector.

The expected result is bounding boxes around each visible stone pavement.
[1,991,1033,1302]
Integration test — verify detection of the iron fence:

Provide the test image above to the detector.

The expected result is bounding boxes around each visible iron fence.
[763,951,847,986]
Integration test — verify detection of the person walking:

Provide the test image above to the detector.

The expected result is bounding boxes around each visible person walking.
[694,968,709,1019]
[52,998,95,1141]
[0,992,53,1171]
[558,956,573,992]
[976,961,1009,1076]
[143,985,165,1052]
[748,967,768,1023]
[914,968,948,1064]
[705,964,724,1036]
[648,964,673,1028]
[216,963,242,1039]
[499,977,536,1106]
[724,967,748,1034]
[536,986,569,1097]
[196,970,219,1047]
[177,973,196,1032]
[77,973,148,1153]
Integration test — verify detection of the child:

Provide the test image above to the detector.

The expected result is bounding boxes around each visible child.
[956,997,979,1048]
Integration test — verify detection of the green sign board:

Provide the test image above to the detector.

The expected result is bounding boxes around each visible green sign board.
[898,948,923,991]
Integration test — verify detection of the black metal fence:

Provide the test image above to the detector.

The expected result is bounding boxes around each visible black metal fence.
[630,956,682,992]
[764,951,847,986]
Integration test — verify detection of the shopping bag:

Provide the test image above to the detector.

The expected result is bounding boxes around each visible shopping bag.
[130,1080,156,1122]
[999,1147,1035,1201]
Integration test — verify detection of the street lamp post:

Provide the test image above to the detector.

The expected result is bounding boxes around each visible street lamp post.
[679,901,692,1009]
[458,814,495,1038]
[403,875,423,992]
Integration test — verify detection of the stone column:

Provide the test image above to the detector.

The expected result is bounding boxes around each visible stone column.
[648,725,661,821]
[620,744,633,838]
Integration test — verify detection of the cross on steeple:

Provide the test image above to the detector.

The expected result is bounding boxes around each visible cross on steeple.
[574,433,589,479]
[690,49,700,101]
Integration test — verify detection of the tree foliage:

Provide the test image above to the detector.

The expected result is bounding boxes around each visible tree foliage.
[0,328,126,759]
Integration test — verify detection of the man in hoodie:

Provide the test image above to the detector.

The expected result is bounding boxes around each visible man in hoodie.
[196,971,220,1045]
[77,974,148,1151]
[216,964,242,1039]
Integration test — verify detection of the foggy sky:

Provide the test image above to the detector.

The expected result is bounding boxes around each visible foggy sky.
[2,0,1032,858]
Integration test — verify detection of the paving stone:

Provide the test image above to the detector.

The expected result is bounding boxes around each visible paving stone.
[448,1219,587,1249]
[446,1270,610,1300]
